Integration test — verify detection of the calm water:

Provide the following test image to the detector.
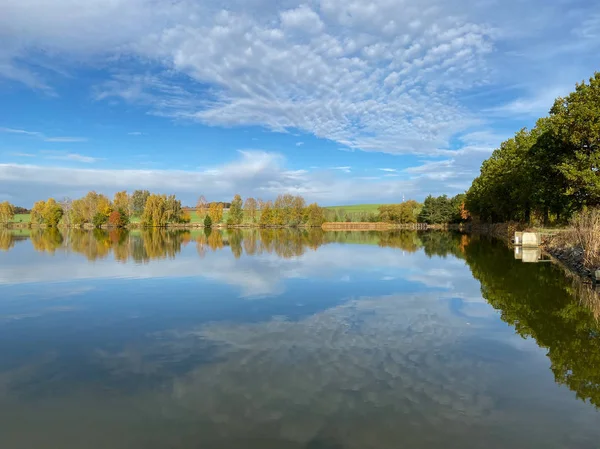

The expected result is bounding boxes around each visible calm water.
[0,229,599,448]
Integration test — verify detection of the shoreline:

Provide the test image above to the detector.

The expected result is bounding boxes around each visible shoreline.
[4,220,597,283]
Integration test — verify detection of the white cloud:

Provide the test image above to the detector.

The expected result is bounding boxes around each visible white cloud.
[0,150,476,205]
[46,153,100,163]
[7,152,36,157]
[44,137,88,143]
[379,168,397,172]
[296,141,304,146]
[128,131,143,136]
[331,166,351,173]
[0,0,499,155]
[0,0,597,164]
[0,126,87,143]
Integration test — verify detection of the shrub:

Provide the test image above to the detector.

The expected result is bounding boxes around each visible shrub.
[108,210,129,228]
[204,214,212,228]
[92,212,108,228]
[180,211,191,224]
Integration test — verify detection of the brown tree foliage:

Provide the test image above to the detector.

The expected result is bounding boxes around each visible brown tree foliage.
[196,195,207,218]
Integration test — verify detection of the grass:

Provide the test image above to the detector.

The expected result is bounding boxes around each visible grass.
[10,213,31,223]
[325,204,384,214]
[570,209,600,269]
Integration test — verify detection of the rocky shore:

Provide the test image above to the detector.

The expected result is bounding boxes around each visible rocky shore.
[544,237,599,282]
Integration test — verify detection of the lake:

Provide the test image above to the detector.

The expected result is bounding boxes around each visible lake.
[0,228,599,448]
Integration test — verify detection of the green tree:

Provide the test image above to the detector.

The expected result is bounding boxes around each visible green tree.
[229,194,244,225]
[204,214,212,228]
[130,190,150,217]
[93,212,108,228]
[165,195,183,223]
[304,203,325,226]
[259,201,274,226]
[550,73,600,207]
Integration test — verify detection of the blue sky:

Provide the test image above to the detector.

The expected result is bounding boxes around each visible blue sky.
[0,0,598,207]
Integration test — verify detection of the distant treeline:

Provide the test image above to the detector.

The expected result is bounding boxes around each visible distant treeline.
[466,72,600,224]
[0,191,327,228]
[326,194,469,224]
[1,192,473,228]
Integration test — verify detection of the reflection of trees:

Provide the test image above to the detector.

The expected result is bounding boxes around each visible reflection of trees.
[464,237,600,408]
[0,230,15,251]
[31,228,64,254]
[21,228,474,265]
[421,232,465,259]
[378,231,422,252]
[228,230,243,259]
[65,229,191,262]
[69,229,112,261]
[142,229,188,261]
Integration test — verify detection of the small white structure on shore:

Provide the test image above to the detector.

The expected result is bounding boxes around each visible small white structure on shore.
[596,270,600,282]
[514,246,541,263]
[514,232,541,247]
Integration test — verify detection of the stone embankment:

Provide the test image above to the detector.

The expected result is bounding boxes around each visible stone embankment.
[544,239,598,281]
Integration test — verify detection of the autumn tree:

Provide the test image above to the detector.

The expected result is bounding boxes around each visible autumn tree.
[228,194,244,225]
[196,195,207,218]
[208,202,223,224]
[304,203,325,226]
[142,194,167,227]
[165,195,183,223]
[42,198,64,227]
[31,200,47,224]
[244,197,258,222]
[113,191,130,217]
[259,201,274,226]
[108,210,126,227]
[0,201,15,225]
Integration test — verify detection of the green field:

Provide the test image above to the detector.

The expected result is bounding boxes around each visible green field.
[10,214,31,223]
[324,204,384,221]
[325,204,384,213]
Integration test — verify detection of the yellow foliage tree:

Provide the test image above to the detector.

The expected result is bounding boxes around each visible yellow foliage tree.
[31,200,46,224]
[113,191,129,215]
[208,202,223,224]
[0,201,15,224]
[97,195,113,218]
[141,194,167,227]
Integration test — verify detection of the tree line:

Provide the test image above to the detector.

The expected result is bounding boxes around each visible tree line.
[2,191,327,228]
[466,72,600,224]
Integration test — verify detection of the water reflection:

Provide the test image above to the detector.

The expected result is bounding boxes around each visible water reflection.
[464,236,600,407]
[17,228,472,262]
[0,229,599,448]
